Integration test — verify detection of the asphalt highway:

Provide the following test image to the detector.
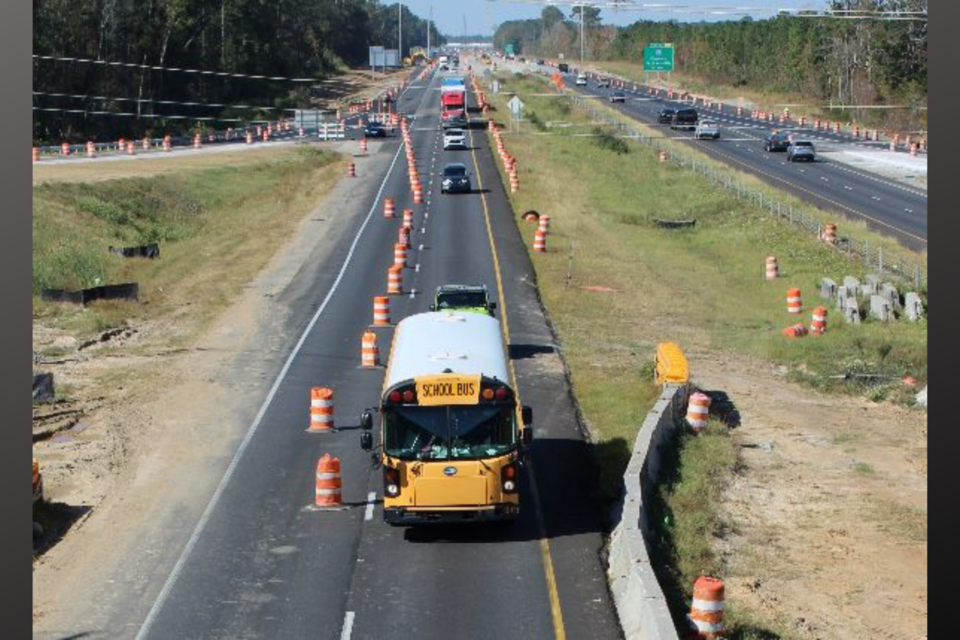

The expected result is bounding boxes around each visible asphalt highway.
[60,65,623,640]
[558,69,928,251]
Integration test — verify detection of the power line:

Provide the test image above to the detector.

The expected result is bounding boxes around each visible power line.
[32,54,324,83]
[33,91,284,111]
[32,107,246,122]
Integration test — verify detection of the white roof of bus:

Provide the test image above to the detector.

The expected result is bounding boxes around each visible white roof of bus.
[384,311,510,389]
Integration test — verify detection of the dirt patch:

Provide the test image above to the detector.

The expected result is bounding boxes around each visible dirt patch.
[688,349,927,639]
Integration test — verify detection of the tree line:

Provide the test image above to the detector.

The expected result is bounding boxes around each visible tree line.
[33,0,445,143]
[494,1,926,130]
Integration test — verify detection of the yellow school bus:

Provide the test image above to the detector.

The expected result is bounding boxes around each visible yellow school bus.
[361,310,532,524]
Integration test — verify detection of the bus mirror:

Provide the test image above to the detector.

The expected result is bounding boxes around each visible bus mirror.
[489,302,497,310]
[521,427,533,446]
[360,410,374,430]
[521,405,533,426]
[360,431,373,451]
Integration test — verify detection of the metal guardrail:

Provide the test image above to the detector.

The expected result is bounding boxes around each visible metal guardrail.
[566,93,927,290]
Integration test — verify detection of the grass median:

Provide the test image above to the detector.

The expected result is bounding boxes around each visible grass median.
[483,72,926,637]
[33,145,343,347]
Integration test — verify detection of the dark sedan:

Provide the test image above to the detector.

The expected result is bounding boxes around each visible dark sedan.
[657,108,676,124]
[764,131,791,152]
[364,122,388,138]
[441,162,471,194]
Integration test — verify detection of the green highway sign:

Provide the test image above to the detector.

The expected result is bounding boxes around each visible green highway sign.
[643,43,674,72]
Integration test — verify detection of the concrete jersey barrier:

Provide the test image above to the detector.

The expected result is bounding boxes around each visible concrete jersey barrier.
[607,382,689,640]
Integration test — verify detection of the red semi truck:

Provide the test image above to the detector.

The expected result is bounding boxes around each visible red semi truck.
[440,79,467,129]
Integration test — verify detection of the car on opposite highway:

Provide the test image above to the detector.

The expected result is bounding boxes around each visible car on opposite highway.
[763,131,791,152]
[443,128,467,150]
[597,77,611,88]
[536,58,545,66]
[786,140,816,162]
[657,107,677,124]
[441,162,471,194]
[609,90,626,103]
[694,120,721,139]
[575,74,587,86]
[429,284,497,317]
[558,63,570,73]
[364,121,388,138]
[670,107,699,130]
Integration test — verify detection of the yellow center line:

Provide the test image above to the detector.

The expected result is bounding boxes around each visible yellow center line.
[468,114,568,640]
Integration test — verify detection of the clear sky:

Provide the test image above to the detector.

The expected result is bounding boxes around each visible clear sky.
[400,1,829,37]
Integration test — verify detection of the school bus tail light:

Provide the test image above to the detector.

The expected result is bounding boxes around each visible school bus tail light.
[501,463,518,493]
[384,467,401,497]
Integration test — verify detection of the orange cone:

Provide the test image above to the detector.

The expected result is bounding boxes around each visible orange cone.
[402,209,414,229]
[822,223,837,245]
[765,256,779,280]
[413,182,424,204]
[32,147,39,162]
[315,454,343,507]
[686,392,710,432]
[384,197,396,218]
[361,330,380,367]
[810,306,828,334]
[347,161,357,178]
[533,229,547,252]
[787,288,802,314]
[782,323,809,338]
[360,137,368,154]
[394,243,408,268]
[373,296,391,326]
[126,141,136,155]
[387,265,403,294]
[688,576,725,638]
[308,387,335,432]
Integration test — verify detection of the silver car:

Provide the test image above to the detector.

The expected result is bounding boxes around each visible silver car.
[694,120,721,139]
[443,128,467,150]
[786,140,816,162]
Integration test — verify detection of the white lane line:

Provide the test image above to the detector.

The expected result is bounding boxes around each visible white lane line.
[409,290,417,299]
[340,611,356,640]
[418,243,424,250]
[872,195,882,201]
[905,208,914,213]
[132,94,412,640]
[844,185,853,191]
[415,263,421,272]
[364,492,376,521]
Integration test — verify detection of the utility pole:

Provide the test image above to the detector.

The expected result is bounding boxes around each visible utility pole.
[398,2,402,63]
[427,5,432,57]
[579,4,585,64]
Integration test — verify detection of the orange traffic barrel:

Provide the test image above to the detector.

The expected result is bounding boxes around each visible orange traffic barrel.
[193,133,201,149]
[246,131,254,144]
[361,330,380,367]
[782,322,809,338]
[688,576,725,638]
[765,256,779,280]
[538,214,550,234]
[509,171,520,193]
[398,226,411,249]
[126,141,136,155]
[686,391,710,432]
[373,296,391,326]
[32,147,39,162]
[60,142,70,156]
[308,387,335,432]
[787,288,802,314]
[315,454,343,507]
[162,135,171,151]
[822,223,837,245]
[533,229,547,253]
[810,306,828,334]
[394,243,408,268]
[347,161,357,178]
[387,265,403,294]
[142,136,150,150]
[402,209,414,229]
[360,137,368,153]
[413,182,424,204]
[814,118,821,131]
[86,141,96,157]
[833,121,840,134]
[384,197,396,218]
[658,150,668,163]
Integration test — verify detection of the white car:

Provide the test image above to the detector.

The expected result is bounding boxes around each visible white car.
[694,120,721,140]
[575,74,587,86]
[443,128,467,150]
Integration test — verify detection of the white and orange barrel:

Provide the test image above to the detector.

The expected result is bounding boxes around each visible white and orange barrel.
[32,147,40,162]
[853,125,860,138]
[394,243,408,268]
[823,223,837,245]
[347,161,356,178]
[533,229,547,253]
[686,392,711,432]
[308,387,335,432]
[193,133,201,149]
[162,135,171,151]
[509,171,520,193]
[538,215,551,235]
[298,127,305,139]
[126,141,135,155]
[387,265,403,294]
[117,137,125,150]
[798,116,806,127]
[315,454,342,507]
[833,121,840,134]
[413,182,424,204]
[398,226,411,249]
[261,128,269,142]
[359,137,368,153]
[60,142,70,156]
[765,256,779,280]
[86,141,96,157]
[810,306,828,334]
[688,576,725,638]
[402,208,414,229]
[658,150,668,163]
[361,330,380,367]
[889,139,897,152]
[787,288,802,314]
[782,322,809,338]
[814,118,821,131]
[373,296,391,326]
[909,142,918,157]
[384,197,396,218]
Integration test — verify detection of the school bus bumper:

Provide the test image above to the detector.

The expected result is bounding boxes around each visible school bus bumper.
[384,503,519,524]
